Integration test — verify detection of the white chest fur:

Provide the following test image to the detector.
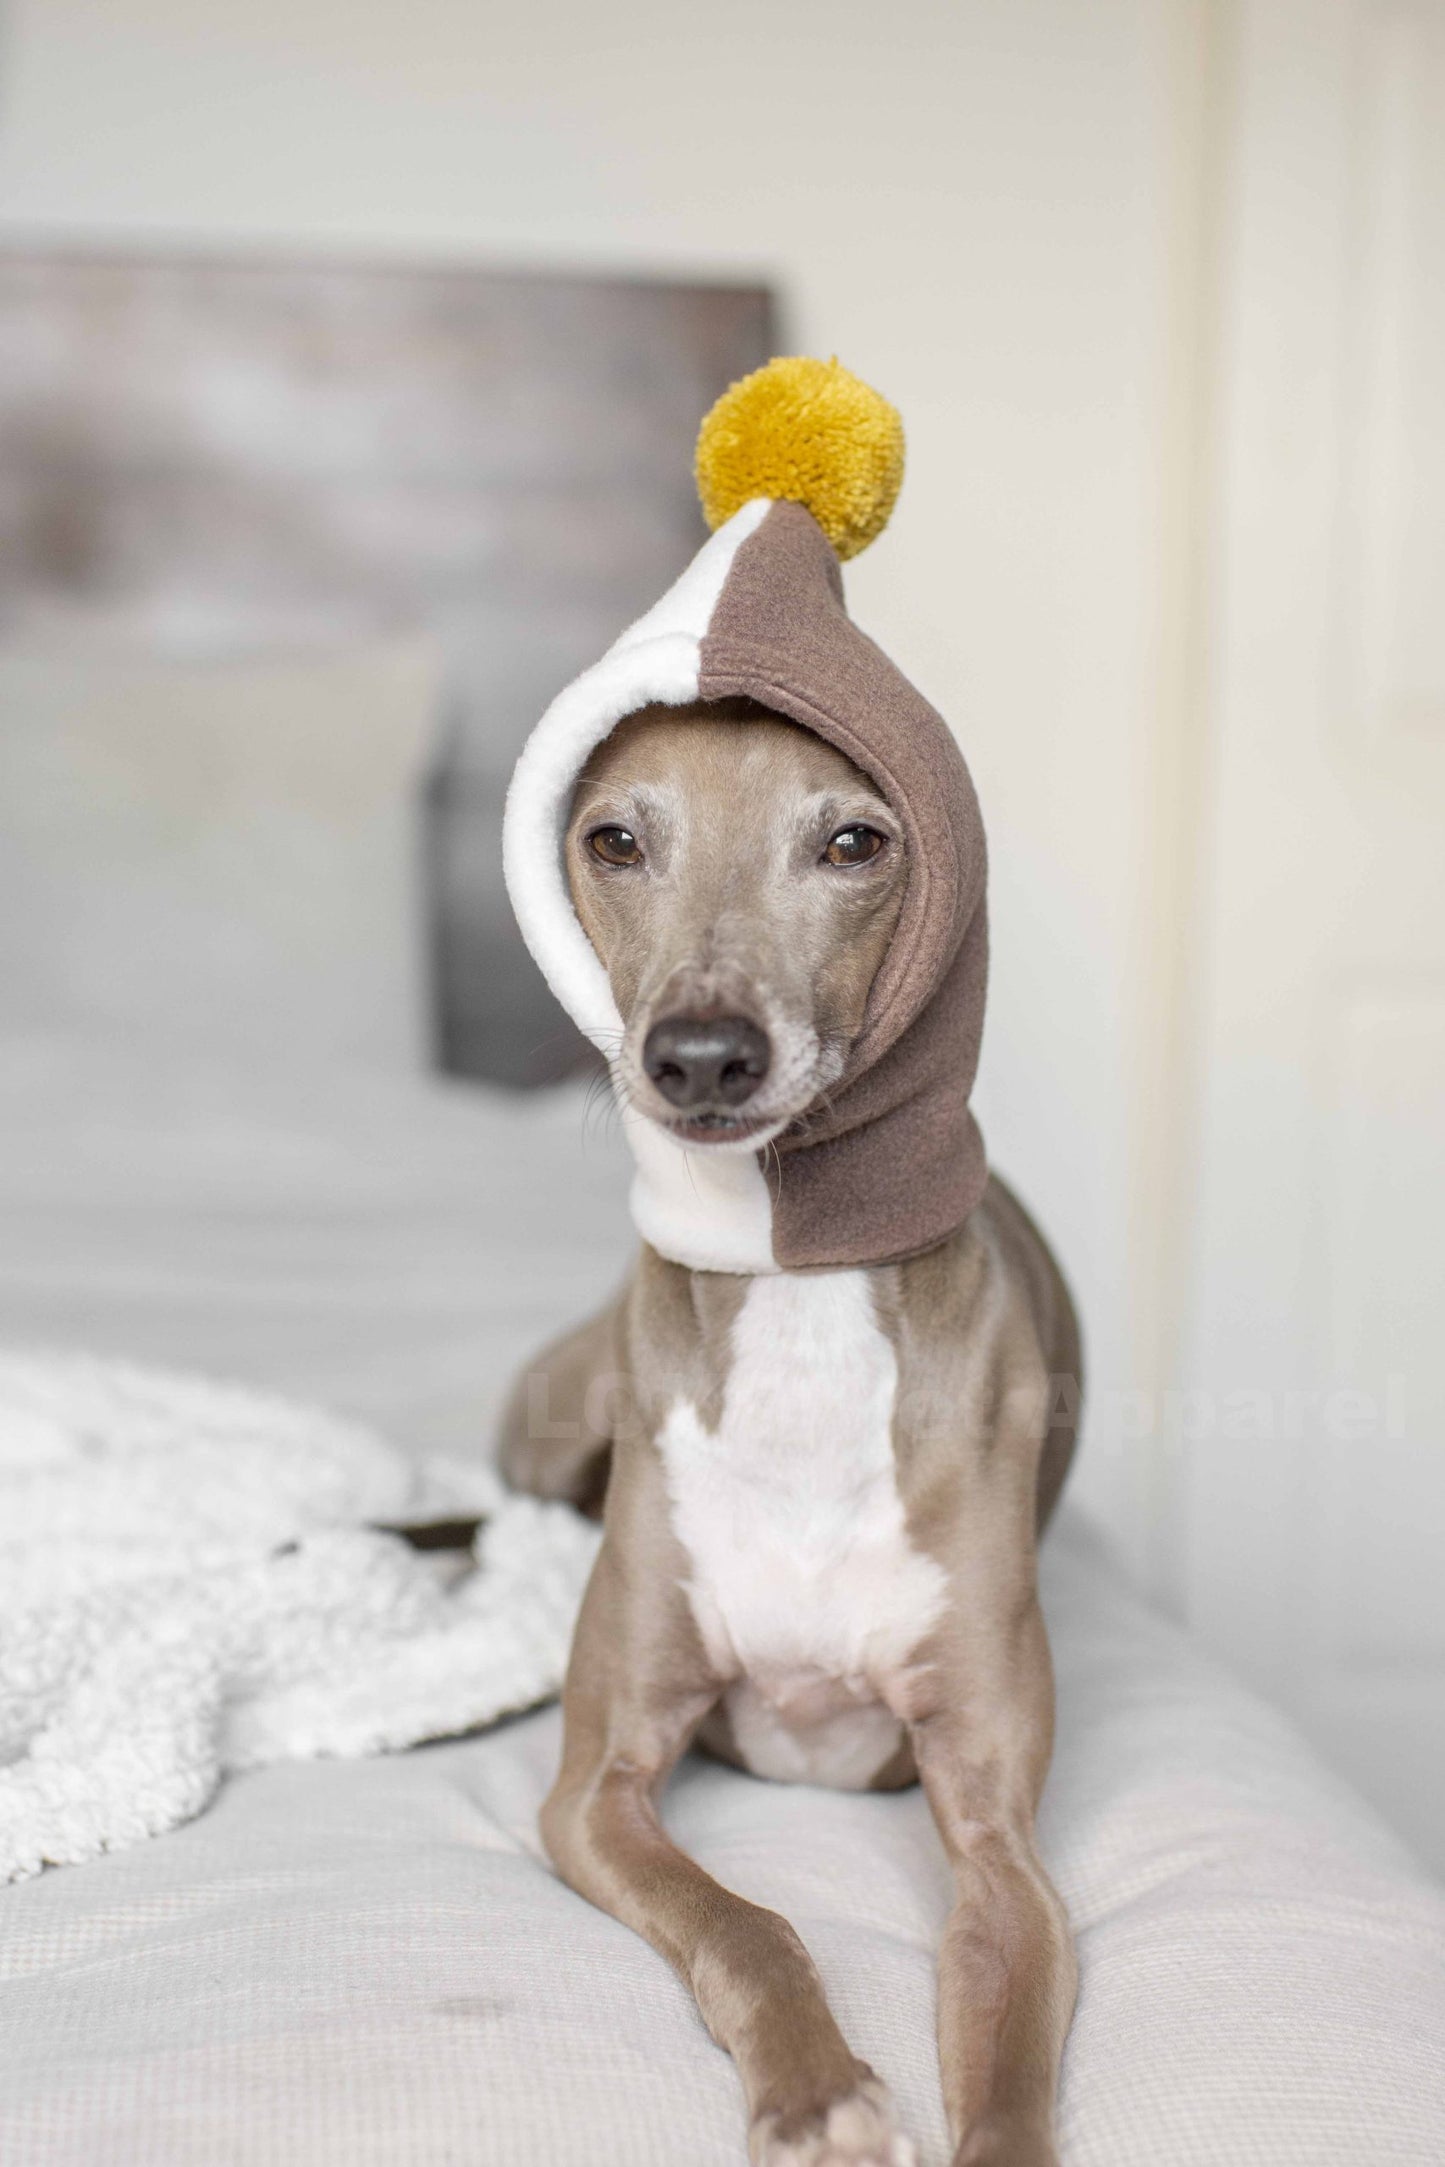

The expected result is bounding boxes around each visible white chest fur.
[657,1272,948,1787]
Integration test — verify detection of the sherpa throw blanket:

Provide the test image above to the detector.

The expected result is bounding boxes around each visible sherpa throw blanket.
[0,1353,599,1883]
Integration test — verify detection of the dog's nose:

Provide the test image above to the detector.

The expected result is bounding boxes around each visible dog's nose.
[643,1015,771,1110]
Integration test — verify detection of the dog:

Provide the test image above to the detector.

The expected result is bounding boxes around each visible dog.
[500,695,1082,2167]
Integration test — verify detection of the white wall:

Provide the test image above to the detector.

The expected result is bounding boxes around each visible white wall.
[0,0,1207,1575]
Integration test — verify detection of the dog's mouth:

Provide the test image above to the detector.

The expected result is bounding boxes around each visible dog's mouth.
[658,1108,776,1148]
[617,1015,847,1152]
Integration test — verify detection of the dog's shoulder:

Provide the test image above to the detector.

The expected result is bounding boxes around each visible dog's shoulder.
[884,1177,1079,1382]
[878,1178,1081,1531]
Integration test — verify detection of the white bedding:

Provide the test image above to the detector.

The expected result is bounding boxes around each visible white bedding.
[2,1037,1442,2166]
[0,1033,632,1459]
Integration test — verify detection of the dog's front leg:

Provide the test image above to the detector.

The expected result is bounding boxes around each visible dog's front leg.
[543,1535,914,2166]
[909,1586,1075,2167]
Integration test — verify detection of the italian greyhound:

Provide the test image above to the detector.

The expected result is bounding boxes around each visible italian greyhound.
[501,699,1081,2167]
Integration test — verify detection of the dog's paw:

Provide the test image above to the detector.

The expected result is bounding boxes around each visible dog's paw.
[750,2079,916,2167]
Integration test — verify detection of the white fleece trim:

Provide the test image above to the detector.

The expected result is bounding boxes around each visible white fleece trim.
[612,495,770,651]
[503,633,698,1045]
[502,499,777,1271]
[623,1106,777,1274]
[502,499,770,1049]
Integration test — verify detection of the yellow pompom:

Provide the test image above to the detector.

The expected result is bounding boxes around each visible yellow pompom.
[694,355,904,561]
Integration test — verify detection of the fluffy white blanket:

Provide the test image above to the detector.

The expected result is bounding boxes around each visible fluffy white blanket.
[0,1351,600,1883]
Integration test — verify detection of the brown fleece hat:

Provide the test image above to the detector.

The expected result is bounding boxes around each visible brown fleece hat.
[504,358,988,1276]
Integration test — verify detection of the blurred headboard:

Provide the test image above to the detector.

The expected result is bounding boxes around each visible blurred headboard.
[0,249,776,1083]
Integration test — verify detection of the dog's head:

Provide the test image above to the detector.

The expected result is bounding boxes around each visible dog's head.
[565,699,905,1149]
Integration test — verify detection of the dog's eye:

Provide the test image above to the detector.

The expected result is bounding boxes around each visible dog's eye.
[823,825,886,867]
[588,826,643,867]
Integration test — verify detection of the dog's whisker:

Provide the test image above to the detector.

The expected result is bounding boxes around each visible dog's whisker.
[578,1067,625,1152]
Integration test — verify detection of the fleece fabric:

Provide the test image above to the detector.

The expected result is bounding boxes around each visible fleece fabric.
[504,498,988,1275]
[0,1351,600,1883]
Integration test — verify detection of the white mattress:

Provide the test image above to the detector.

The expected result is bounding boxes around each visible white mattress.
[2,1037,1442,2166]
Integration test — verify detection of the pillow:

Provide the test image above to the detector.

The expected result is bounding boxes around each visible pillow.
[0,639,441,1071]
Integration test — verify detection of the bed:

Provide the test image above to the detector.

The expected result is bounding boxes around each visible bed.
[1,1040,1443,2166]
[1,249,1442,2167]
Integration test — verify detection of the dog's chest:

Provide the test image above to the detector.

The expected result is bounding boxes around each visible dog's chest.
[656,1272,948,1714]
